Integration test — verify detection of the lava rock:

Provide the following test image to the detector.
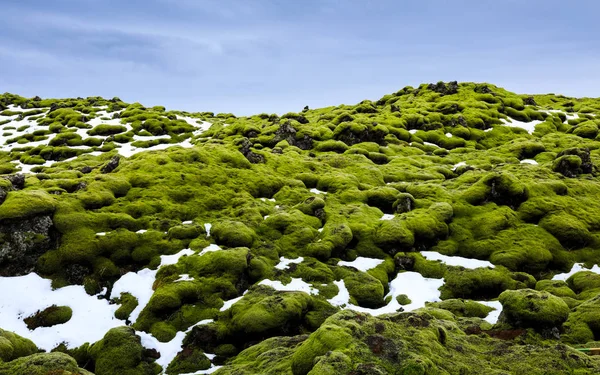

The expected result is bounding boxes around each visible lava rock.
[101,156,120,174]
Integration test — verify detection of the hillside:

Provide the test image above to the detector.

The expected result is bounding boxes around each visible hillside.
[1,81,600,374]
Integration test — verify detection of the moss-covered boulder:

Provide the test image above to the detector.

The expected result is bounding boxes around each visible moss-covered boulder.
[211,221,255,248]
[23,305,73,329]
[0,328,38,362]
[88,326,161,375]
[0,352,93,375]
[498,289,570,330]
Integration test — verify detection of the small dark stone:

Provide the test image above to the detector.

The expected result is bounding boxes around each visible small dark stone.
[32,96,42,101]
[302,105,309,112]
[74,182,87,191]
[6,174,25,190]
[65,264,90,284]
[395,255,415,271]
[428,81,459,95]
[523,96,538,106]
[80,166,93,174]
[390,104,400,113]
[239,138,265,164]
[101,156,120,174]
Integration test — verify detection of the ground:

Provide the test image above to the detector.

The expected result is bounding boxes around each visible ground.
[1,82,600,374]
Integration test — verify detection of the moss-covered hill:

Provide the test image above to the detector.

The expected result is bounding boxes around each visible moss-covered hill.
[1,82,600,374]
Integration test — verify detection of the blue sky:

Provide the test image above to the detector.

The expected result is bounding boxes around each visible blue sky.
[1,0,599,115]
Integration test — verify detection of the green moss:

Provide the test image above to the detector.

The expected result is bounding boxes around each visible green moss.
[89,326,160,375]
[23,305,73,329]
[211,221,255,247]
[0,352,93,375]
[426,299,493,318]
[114,293,139,321]
[0,190,56,220]
[165,347,211,374]
[0,329,38,362]
[498,288,569,330]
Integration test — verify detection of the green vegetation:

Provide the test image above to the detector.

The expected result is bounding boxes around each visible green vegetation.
[2,82,600,373]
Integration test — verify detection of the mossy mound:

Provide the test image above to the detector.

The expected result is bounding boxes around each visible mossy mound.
[23,305,73,329]
[497,289,570,330]
[216,309,600,375]
[88,326,161,375]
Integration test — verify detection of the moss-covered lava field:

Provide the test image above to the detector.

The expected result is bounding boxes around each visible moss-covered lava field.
[2,81,600,374]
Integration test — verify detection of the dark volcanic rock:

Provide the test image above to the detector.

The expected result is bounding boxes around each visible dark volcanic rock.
[0,215,58,276]
[101,156,120,173]
[428,81,459,95]
[553,148,594,177]
[239,138,265,164]
[6,173,25,190]
[273,121,313,150]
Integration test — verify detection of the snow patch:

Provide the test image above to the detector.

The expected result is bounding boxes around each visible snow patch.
[338,257,384,272]
[477,300,503,324]
[0,273,121,351]
[520,159,538,165]
[501,117,543,134]
[275,257,304,270]
[380,214,395,221]
[420,251,495,269]
[259,278,319,295]
[552,263,600,281]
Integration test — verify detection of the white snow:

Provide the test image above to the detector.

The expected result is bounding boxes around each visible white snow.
[445,132,453,138]
[501,117,543,134]
[219,296,244,312]
[110,249,195,323]
[328,280,351,307]
[175,274,194,282]
[139,331,187,370]
[198,244,222,256]
[274,256,304,270]
[409,129,418,134]
[338,257,384,272]
[452,161,466,171]
[477,300,503,324]
[309,188,327,195]
[96,232,107,236]
[330,272,444,315]
[180,366,223,375]
[552,263,600,281]
[136,229,148,234]
[420,251,495,269]
[423,142,439,148]
[204,223,212,237]
[259,278,319,295]
[380,214,395,221]
[520,159,538,165]
[0,273,122,351]
[182,220,193,225]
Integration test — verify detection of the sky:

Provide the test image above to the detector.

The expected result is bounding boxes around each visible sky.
[0,0,599,116]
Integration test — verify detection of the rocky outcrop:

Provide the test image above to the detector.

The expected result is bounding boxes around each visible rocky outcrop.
[239,138,265,164]
[0,215,58,276]
[101,155,120,173]
[428,81,459,95]
[553,148,595,177]
[273,122,313,150]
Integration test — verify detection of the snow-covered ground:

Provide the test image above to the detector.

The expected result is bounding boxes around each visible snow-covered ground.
[258,278,319,295]
[0,106,213,173]
[328,272,444,315]
[338,257,384,272]
[552,263,600,281]
[275,256,304,270]
[420,251,495,269]
[501,117,543,134]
